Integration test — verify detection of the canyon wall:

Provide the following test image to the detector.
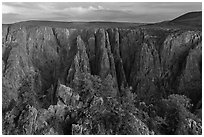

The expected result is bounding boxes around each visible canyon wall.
[2,23,202,111]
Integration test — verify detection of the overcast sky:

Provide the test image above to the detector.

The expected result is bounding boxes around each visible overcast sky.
[2,2,202,24]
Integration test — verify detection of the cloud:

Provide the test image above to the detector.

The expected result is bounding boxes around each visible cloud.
[2,2,202,24]
[58,5,108,15]
[67,6,99,13]
[2,13,23,23]
[2,4,14,14]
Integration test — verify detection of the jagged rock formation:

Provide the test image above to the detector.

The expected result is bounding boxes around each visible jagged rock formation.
[2,13,202,135]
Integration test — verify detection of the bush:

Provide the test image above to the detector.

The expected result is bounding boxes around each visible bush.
[71,72,152,135]
[159,94,201,135]
[17,74,37,107]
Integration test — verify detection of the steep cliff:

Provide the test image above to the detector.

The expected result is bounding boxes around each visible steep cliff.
[2,18,202,134]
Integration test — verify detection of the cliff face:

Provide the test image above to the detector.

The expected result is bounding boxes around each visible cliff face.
[2,23,202,110]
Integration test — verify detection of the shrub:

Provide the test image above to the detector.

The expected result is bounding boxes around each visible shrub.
[159,94,201,135]
[72,72,152,135]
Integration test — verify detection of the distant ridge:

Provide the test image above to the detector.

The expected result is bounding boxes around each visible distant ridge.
[2,11,202,29]
[170,11,202,27]
[3,20,144,29]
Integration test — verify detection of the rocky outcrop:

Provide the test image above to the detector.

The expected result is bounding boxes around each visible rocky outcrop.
[160,31,202,103]
[2,22,202,134]
[66,35,90,85]
[57,84,80,107]
[2,23,202,106]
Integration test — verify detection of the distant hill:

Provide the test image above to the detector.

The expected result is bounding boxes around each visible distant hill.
[2,11,202,30]
[145,11,202,30]
[4,20,144,29]
[170,11,202,27]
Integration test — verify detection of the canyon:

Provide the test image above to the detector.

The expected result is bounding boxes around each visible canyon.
[2,11,202,134]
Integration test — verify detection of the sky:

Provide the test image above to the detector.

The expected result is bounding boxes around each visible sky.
[2,2,202,24]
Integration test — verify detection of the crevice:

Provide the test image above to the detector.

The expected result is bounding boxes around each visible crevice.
[5,25,11,42]
[89,34,97,76]
[25,31,30,56]
[52,28,61,53]
[198,54,202,75]
[2,44,15,76]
